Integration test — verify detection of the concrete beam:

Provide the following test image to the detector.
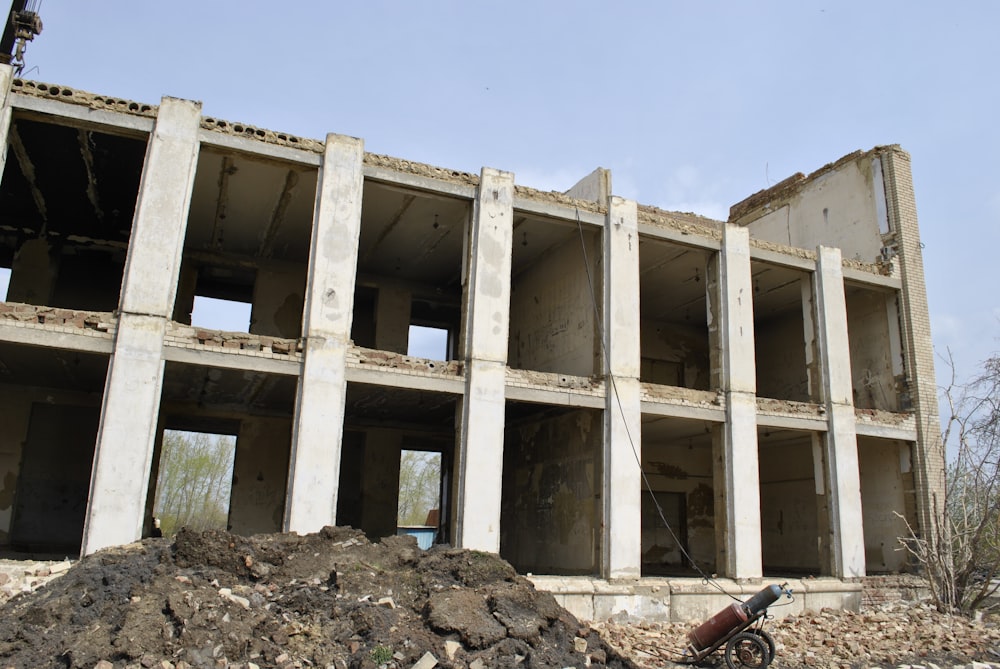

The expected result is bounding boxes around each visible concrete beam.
[285,134,364,534]
[454,168,514,553]
[815,246,865,578]
[602,196,642,580]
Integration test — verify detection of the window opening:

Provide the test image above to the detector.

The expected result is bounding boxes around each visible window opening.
[407,325,449,361]
[153,430,237,537]
[0,267,9,301]
[191,295,252,333]
[396,449,442,548]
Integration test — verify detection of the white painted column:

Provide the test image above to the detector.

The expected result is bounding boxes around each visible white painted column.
[454,167,513,552]
[0,64,14,176]
[714,224,763,579]
[814,246,866,578]
[602,196,642,580]
[285,134,364,534]
[81,98,201,555]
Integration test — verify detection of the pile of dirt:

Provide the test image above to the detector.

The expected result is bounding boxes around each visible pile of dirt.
[0,527,636,669]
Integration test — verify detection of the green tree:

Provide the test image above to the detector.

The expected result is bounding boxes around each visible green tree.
[396,450,441,526]
[154,431,236,536]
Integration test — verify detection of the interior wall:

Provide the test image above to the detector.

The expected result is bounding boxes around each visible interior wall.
[229,417,292,535]
[6,238,57,306]
[0,386,32,545]
[250,266,306,339]
[10,402,100,552]
[509,234,599,377]
[759,435,820,572]
[746,156,886,262]
[336,430,365,530]
[639,320,711,389]
[755,311,810,401]
[500,407,601,575]
[858,437,910,573]
[641,441,715,573]
[361,429,403,540]
[846,290,900,411]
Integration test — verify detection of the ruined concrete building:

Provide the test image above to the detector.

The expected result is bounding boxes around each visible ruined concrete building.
[0,65,942,620]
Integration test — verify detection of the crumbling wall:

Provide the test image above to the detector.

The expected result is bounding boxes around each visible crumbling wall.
[641,443,714,573]
[509,235,599,377]
[639,320,710,390]
[501,409,601,575]
[731,151,888,263]
[858,437,910,573]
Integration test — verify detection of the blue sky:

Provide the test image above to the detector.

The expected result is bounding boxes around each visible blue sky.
[9,1,998,383]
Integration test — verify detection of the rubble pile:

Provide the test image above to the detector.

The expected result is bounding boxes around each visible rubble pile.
[597,600,1000,669]
[0,528,635,669]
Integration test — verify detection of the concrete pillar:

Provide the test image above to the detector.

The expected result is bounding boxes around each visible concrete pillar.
[375,286,412,354]
[710,224,763,579]
[81,98,201,555]
[361,429,403,539]
[454,167,513,552]
[602,196,642,580]
[0,64,14,177]
[814,246,866,578]
[284,134,363,534]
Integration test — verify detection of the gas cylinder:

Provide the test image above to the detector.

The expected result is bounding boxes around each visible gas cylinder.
[687,602,748,652]
[743,583,784,616]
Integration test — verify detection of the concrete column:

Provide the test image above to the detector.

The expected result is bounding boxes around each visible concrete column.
[814,246,865,578]
[375,286,412,354]
[81,98,201,555]
[454,167,513,552]
[285,134,363,534]
[602,196,642,580]
[0,64,14,177]
[710,224,763,579]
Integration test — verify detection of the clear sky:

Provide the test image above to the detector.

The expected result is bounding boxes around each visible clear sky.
[14,1,999,384]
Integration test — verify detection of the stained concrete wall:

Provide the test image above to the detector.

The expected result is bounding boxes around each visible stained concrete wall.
[846,289,899,411]
[228,417,292,535]
[501,408,601,575]
[742,156,887,263]
[755,310,810,402]
[0,387,31,544]
[641,442,715,572]
[639,320,710,390]
[0,386,102,551]
[509,234,599,377]
[759,437,820,572]
[858,437,909,572]
[250,267,305,339]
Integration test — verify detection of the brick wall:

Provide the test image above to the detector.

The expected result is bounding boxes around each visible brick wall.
[879,147,945,540]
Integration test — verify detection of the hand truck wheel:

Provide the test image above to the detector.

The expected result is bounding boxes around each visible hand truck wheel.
[747,628,775,662]
[724,631,771,669]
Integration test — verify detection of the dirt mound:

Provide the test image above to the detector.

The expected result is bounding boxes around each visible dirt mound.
[0,527,635,669]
